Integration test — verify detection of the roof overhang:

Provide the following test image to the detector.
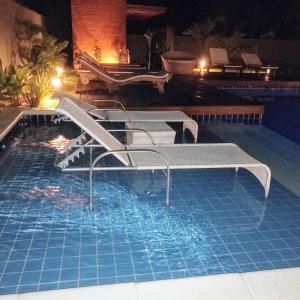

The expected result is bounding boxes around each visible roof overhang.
[126,4,167,19]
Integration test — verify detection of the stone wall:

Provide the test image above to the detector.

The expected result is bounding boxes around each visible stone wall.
[0,0,43,68]
[71,0,126,66]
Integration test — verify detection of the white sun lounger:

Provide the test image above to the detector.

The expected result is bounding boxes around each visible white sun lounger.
[53,92,199,142]
[78,52,171,94]
[209,48,242,73]
[54,94,271,210]
[241,53,279,75]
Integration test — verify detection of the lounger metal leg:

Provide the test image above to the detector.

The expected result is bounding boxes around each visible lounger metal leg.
[166,168,170,206]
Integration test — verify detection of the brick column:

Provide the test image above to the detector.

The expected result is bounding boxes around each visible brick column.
[71,0,126,66]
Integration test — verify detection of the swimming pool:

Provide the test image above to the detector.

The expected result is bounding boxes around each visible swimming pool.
[0,121,299,295]
[263,96,300,145]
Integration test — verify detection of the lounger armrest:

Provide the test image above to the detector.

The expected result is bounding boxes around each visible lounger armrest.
[92,99,127,111]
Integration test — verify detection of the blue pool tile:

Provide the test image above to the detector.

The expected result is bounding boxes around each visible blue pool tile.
[247,251,268,262]
[20,271,41,285]
[117,275,135,283]
[80,255,97,268]
[134,262,152,274]
[0,273,21,287]
[0,286,18,295]
[62,256,79,269]
[17,284,38,294]
[114,254,132,265]
[24,259,44,271]
[5,261,24,273]
[40,269,60,284]
[233,253,252,264]
[80,267,97,279]
[58,280,78,289]
[99,277,117,285]
[63,247,80,257]
[43,258,62,270]
[239,264,257,272]
[60,268,79,281]
[135,273,154,282]
[38,282,58,292]
[79,278,98,287]
[271,260,290,269]
[80,245,96,256]
[278,249,298,260]
[46,248,63,259]
[255,261,274,270]
[116,264,134,276]
[98,266,116,277]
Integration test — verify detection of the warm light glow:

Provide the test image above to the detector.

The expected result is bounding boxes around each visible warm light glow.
[38,96,59,109]
[266,68,271,74]
[55,66,64,76]
[200,59,206,69]
[101,54,119,64]
[51,77,62,89]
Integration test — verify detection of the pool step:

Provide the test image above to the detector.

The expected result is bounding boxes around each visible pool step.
[57,140,90,169]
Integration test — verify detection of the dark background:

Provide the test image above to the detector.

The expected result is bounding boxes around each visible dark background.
[17,0,300,42]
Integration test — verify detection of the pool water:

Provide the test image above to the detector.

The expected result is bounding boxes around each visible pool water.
[263,96,300,144]
[0,122,299,295]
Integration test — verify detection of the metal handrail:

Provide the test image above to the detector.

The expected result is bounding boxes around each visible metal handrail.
[89,149,170,211]
[92,99,126,111]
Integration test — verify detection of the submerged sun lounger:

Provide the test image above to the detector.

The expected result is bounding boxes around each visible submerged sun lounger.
[209,48,242,73]
[53,92,199,142]
[241,53,279,76]
[78,52,171,94]
[54,94,271,210]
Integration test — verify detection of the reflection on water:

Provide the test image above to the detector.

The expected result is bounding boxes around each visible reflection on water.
[40,135,71,154]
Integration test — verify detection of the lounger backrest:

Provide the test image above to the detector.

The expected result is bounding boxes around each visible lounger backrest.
[79,52,113,78]
[241,53,263,67]
[53,92,107,120]
[209,48,229,66]
[54,94,130,166]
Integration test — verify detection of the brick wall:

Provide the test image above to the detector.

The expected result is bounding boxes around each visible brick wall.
[71,0,126,66]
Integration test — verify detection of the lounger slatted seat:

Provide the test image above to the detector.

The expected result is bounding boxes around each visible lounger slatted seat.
[54,94,271,210]
[209,48,242,74]
[53,92,199,142]
[241,53,279,75]
[78,52,171,94]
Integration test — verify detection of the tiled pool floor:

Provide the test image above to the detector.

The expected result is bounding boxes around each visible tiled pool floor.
[0,122,299,295]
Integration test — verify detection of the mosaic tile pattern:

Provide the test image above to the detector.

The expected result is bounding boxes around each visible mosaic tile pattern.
[0,123,300,295]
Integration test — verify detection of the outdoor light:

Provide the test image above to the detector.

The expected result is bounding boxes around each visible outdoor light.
[199,59,206,76]
[55,66,64,76]
[200,59,206,69]
[51,77,62,89]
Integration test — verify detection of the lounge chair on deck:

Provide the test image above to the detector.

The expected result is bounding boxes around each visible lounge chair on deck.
[52,92,199,142]
[54,94,271,210]
[78,52,171,94]
[209,48,242,74]
[241,53,279,76]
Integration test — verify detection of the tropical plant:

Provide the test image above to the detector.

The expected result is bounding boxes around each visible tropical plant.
[0,60,31,106]
[3,20,77,107]
[183,17,224,53]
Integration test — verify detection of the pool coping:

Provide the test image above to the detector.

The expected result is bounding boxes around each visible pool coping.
[0,267,299,300]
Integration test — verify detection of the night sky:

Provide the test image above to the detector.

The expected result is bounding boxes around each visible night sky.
[17,0,300,41]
